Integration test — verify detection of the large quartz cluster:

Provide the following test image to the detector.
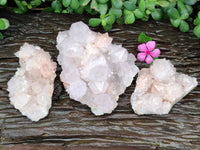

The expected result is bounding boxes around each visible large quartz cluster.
[131,59,198,115]
[7,43,57,121]
[57,21,139,115]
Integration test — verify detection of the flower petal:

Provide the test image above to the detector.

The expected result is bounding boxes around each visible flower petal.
[138,43,147,52]
[151,48,160,58]
[137,53,146,61]
[146,41,156,51]
[145,55,153,64]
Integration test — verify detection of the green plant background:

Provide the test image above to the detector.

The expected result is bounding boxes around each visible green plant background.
[0,0,200,39]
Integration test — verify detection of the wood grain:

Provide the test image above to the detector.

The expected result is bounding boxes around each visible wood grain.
[0,10,200,150]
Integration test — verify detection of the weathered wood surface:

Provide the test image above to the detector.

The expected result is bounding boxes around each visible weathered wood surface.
[0,10,200,150]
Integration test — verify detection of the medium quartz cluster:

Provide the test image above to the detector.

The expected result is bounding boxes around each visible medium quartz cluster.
[7,43,57,121]
[57,21,139,115]
[131,59,198,115]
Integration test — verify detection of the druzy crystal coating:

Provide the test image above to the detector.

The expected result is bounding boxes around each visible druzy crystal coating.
[131,59,198,115]
[7,43,57,121]
[57,21,139,115]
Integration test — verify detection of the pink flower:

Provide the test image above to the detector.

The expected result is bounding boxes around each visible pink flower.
[137,41,161,64]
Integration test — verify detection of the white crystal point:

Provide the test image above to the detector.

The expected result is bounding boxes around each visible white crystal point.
[57,21,139,115]
[7,43,57,121]
[91,94,118,116]
[67,80,87,100]
[150,59,176,82]
[131,58,198,115]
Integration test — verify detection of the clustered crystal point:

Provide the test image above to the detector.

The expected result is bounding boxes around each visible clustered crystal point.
[131,59,198,115]
[7,43,57,121]
[56,21,139,115]
[6,26,198,121]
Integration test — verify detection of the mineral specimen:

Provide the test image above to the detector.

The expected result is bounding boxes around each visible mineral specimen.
[131,59,198,115]
[7,43,57,121]
[57,21,139,115]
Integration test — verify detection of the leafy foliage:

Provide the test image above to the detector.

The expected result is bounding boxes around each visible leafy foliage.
[0,0,200,39]
[0,0,9,39]
[138,32,152,43]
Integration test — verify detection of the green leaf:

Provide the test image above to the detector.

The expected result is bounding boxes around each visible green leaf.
[193,18,200,25]
[138,32,152,43]
[124,12,135,24]
[52,0,62,13]
[0,19,5,30]
[167,7,180,19]
[187,17,193,22]
[162,2,176,13]
[170,18,181,28]
[97,0,108,4]
[177,1,189,19]
[101,19,106,26]
[100,14,106,19]
[27,4,32,9]
[130,0,137,5]
[0,0,7,5]
[62,0,71,7]
[13,8,25,14]
[139,0,145,12]
[185,5,193,15]
[98,4,107,15]
[198,11,200,19]
[145,0,155,11]
[0,32,3,39]
[111,0,123,9]
[123,1,136,11]
[62,7,73,13]
[179,20,189,32]
[146,9,151,15]
[124,9,131,15]
[193,25,200,38]
[80,0,90,6]
[30,0,42,7]
[71,0,80,9]
[134,9,145,19]
[89,18,101,27]
[90,0,99,11]
[151,8,162,20]
[141,14,149,21]
[182,0,197,5]
[103,24,112,30]
[75,6,84,14]
[85,5,92,13]
[157,0,169,7]
[116,17,124,25]
[14,0,28,13]
[42,7,54,12]
[22,1,28,6]
[109,8,122,18]
[105,15,115,25]
[0,18,9,30]
[62,10,68,13]
[2,18,9,29]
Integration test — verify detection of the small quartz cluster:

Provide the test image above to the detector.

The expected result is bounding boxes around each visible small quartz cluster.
[57,21,139,115]
[7,43,57,121]
[131,59,198,115]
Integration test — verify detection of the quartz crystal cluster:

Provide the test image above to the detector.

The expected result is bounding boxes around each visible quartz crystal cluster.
[57,21,139,115]
[131,59,198,115]
[7,43,57,121]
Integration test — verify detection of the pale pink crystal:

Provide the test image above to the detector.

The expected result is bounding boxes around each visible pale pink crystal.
[57,21,139,115]
[7,43,57,121]
[131,59,198,115]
